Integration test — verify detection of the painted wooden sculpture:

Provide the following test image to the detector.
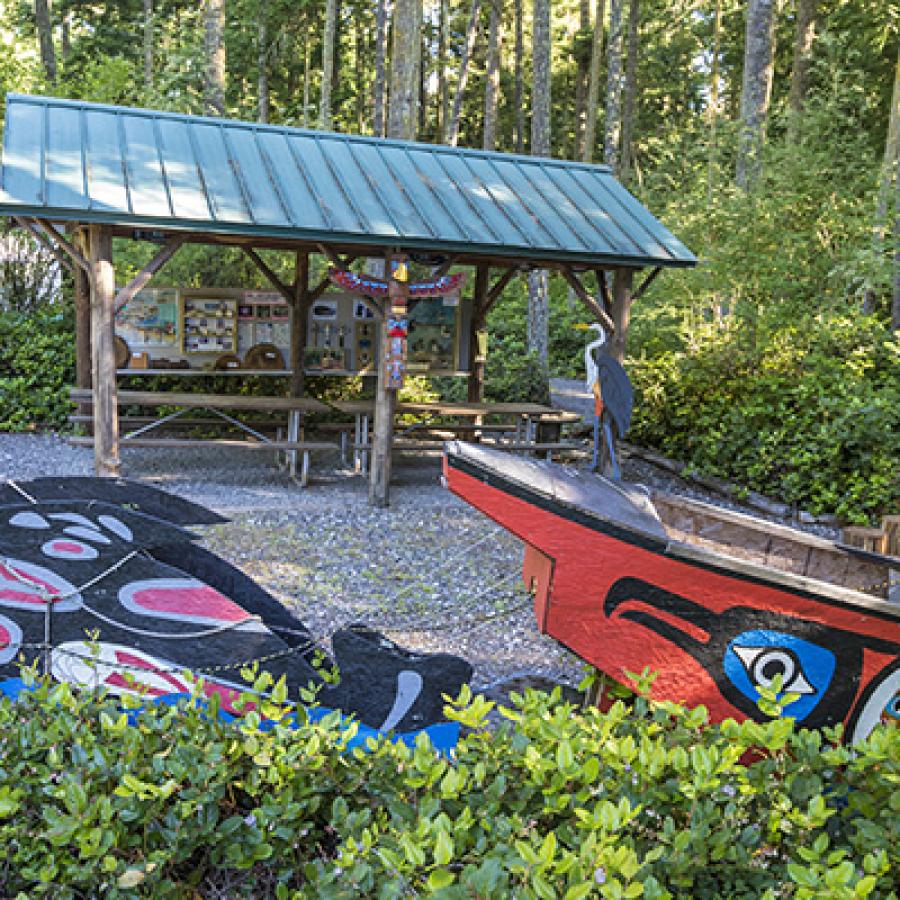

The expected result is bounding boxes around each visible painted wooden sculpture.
[443,442,899,743]
[0,478,471,741]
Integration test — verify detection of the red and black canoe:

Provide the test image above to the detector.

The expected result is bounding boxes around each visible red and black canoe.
[443,442,899,743]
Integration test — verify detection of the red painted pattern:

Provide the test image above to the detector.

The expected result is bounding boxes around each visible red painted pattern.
[445,460,899,729]
[129,583,249,622]
[0,563,58,604]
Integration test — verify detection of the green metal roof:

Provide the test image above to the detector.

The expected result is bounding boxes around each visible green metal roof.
[0,93,696,269]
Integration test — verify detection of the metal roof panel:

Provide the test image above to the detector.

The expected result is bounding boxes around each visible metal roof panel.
[0,94,696,269]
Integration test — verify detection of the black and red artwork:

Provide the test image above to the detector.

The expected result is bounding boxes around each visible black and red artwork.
[443,442,899,744]
[0,479,472,736]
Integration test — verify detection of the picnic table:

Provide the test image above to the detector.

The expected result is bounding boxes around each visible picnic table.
[330,399,580,473]
[68,389,335,485]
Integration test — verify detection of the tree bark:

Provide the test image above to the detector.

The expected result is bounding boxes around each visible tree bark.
[528,0,551,365]
[448,0,482,147]
[483,0,502,151]
[619,0,639,181]
[374,0,388,137]
[320,0,337,129]
[290,252,310,398]
[583,0,606,162]
[707,0,721,199]
[788,0,816,124]
[74,230,91,411]
[257,2,269,123]
[736,0,776,190]
[514,0,525,152]
[388,0,421,140]
[603,0,624,172]
[609,267,633,363]
[467,265,491,402]
[204,0,226,115]
[143,0,153,87]
[439,0,450,141]
[35,0,57,84]
[574,0,591,157]
[865,48,900,318]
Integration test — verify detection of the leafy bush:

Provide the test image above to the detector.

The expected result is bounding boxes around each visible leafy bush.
[629,314,900,523]
[0,306,76,432]
[1,673,897,898]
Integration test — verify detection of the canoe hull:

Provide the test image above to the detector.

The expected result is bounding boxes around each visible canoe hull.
[444,444,899,742]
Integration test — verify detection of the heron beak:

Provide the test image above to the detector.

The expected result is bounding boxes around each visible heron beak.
[574,323,591,331]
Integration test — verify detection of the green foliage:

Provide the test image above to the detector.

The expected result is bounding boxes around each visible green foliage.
[0,306,75,432]
[629,313,899,524]
[0,675,897,897]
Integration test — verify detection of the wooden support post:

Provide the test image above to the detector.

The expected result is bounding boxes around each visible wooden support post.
[559,265,616,334]
[609,268,634,363]
[88,225,120,477]
[290,250,310,398]
[73,229,92,417]
[369,253,406,507]
[467,264,491,403]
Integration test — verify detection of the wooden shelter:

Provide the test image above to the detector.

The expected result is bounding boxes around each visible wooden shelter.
[0,93,695,504]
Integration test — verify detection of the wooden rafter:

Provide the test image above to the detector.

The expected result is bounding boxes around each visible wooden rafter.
[15,216,74,274]
[114,235,185,312]
[32,218,91,274]
[241,246,294,303]
[430,255,458,279]
[632,266,662,301]
[595,268,613,316]
[559,265,616,334]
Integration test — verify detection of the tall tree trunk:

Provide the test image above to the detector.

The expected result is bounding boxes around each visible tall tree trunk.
[583,0,606,162]
[529,0,551,365]
[302,11,311,127]
[448,0,482,147]
[374,0,388,137]
[483,0,502,151]
[257,2,269,123]
[320,0,337,129]
[388,0,421,140]
[439,0,450,141]
[619,0,639,181]
[736,0,776,190]
[865,48,900,318]
[143,0,153,87]
[574,0,591,157]
[707,0,721,199]
[603,0,624,172]
[34,0,57,84]
[514,0,525,152]
[356,17,367,132]
[788,0,816,126]
[204,0,226,115]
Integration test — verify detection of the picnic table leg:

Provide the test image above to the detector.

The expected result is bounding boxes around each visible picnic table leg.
[362,414,370,473]
[287,411,301,479]
[353,413,362,473]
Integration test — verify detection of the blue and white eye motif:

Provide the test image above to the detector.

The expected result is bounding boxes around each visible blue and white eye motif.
[723,630,837,722]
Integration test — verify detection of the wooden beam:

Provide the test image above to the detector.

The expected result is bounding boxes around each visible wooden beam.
[88,225,121,478]
[559,265,616,334]
[595,269,613,316]
[34,218,91,274]
[632,266,662,302]
[241,246,294,303]
[608,268,635,364]
[15,216,74,274]
[430,255,458,279]
[308,274,333,303]
[114,236,185,312]
[468,264,491,404]
[290,250,310,398]
[73,229,92,412]
[482,266,517,316]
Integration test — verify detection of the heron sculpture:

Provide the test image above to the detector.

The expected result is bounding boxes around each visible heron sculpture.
[575,323,633,477]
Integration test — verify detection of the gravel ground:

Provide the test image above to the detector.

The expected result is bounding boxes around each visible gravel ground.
[0,431,839,693]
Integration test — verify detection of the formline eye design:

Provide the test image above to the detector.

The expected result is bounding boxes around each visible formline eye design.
[731,645,816,696]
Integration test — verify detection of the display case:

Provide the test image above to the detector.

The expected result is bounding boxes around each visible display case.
[406,296,459,372]
[181,297,237,354]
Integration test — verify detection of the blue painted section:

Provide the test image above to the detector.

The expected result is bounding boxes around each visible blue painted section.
[0,93,697,269]
[723,630,837,723]
[0,678,459,755]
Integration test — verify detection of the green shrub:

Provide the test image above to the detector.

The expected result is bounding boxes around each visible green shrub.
[0,306,76,432]
[0,674,897,898]
[629,315,900,524]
